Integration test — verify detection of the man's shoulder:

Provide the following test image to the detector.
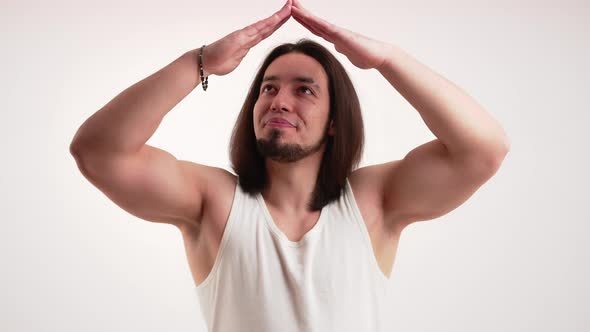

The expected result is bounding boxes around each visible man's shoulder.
[349,160,403,198]
[186,163,238,202]
[181,162,236,188]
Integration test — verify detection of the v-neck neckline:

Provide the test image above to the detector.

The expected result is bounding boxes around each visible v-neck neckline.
[256,192,327,247]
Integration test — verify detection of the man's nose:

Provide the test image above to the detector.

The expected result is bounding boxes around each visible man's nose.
[271,89,292,112]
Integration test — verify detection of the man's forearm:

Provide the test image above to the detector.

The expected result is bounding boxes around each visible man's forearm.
[377,44,510,162]
[70,48,207,156]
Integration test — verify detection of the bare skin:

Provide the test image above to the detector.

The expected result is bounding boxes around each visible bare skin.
[181,164,399,285]
[185,0,508,285]
[254,53,333,225]
[178,1,400,283]
[71,0,509,287]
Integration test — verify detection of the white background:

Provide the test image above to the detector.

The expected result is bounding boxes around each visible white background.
[1,0,588,331]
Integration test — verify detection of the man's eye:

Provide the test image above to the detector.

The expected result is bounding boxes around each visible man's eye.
[261,85,312,95]
[300,87,313,95]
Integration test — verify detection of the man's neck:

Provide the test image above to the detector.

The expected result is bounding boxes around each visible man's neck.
[263,157,322,214]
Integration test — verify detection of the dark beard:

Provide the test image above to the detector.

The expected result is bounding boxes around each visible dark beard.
[256,127,328,163]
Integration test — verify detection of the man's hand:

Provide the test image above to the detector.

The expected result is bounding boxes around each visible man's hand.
[291,0,393,70]
[202,0,292,76]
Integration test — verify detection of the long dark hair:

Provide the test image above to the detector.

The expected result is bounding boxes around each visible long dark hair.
[229,39,364,212]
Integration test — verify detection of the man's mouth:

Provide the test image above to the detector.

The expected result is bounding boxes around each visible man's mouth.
[266,117,296,128]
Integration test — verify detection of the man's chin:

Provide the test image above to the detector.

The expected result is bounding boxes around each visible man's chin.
[257,140,303,161]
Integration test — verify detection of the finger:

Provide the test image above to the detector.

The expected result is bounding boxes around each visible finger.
[291,7,336,43]
[246,0,291,37]
[291,5,338,40]
[247,11,291,48]
[291,7,325,35]
[240,2,291,48]
[244,9,291,48]
[292,0,304,9]
[260,11,291,39]
[260,1,293,37]
[292,14,328,40]
[294,16,336,44]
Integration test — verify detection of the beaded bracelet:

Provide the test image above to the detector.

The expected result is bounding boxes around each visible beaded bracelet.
[198,45,208,91]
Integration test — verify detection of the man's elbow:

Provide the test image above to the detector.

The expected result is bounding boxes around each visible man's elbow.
[463,140,510,177]
[483,140,510,175]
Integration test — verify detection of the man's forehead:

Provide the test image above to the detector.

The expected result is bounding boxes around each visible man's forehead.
[265,54,326,82]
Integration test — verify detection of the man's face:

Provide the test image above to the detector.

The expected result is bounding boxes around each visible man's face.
[253,53,333,163]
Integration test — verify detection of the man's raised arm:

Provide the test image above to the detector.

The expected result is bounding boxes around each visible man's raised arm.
[69,49,205,157]
[67,2,292,228]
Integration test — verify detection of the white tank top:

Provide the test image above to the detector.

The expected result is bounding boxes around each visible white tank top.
[194,177,395,331]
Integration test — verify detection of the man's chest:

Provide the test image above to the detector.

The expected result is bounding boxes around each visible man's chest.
[183,178,401,286]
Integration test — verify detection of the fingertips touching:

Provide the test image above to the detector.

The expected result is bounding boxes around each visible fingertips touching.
[280,0,292,13]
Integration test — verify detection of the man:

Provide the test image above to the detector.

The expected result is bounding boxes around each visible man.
[70,0,509,330]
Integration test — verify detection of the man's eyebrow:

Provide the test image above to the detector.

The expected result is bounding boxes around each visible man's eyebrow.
[262,75,321,91]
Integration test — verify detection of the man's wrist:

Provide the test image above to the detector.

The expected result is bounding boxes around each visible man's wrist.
[188,48,212,78]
